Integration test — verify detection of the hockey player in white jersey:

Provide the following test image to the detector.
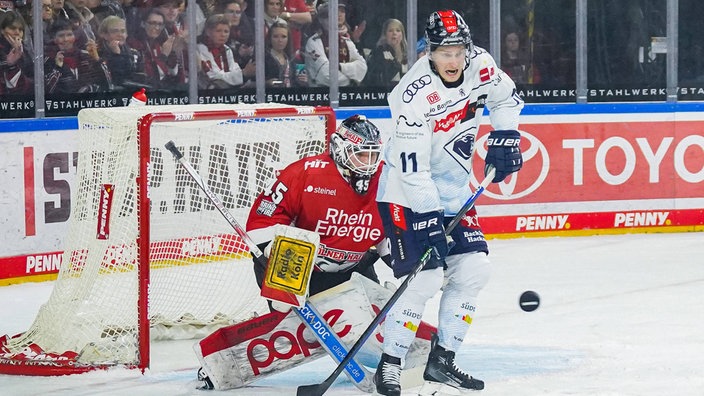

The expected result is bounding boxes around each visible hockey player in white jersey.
[374,9,524,395]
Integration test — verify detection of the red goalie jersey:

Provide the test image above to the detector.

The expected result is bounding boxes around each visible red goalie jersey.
[247,153,385,273]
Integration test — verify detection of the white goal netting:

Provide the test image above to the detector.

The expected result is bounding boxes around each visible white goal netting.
[0,103,333,374]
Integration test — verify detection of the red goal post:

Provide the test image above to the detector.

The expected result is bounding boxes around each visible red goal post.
[0,103,335,375]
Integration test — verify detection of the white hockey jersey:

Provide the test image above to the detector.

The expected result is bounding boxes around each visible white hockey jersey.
[376,46,524,215]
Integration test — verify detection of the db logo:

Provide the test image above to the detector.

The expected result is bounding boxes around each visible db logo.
[426,92,440,104]
[473,130,549,200]
[246,308,351,375]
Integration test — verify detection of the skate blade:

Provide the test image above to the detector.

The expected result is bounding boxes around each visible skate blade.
[416,381,462,396]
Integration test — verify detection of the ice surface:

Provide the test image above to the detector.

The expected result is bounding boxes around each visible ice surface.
[1,232,703,395]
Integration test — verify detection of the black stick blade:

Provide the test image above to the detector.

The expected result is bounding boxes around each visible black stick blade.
[164,141,183,159]
[296,382,331,396]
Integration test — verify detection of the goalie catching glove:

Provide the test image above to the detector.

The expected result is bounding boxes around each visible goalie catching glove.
[485,129,522,183]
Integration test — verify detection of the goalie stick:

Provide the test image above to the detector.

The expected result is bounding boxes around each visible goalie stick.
[164,141,375,393]
[296,167,496,396]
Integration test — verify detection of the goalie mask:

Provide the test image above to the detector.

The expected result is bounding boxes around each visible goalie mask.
[425,10,473,75]
[329,115,382,195]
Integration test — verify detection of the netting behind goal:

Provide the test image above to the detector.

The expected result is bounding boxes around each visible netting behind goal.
[0,103,334,375]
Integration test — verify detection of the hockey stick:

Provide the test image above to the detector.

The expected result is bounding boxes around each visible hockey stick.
[164,141,375,393]
[296,167,495,396]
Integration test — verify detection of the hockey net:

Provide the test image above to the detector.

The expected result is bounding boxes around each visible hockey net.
[0,103,335,375]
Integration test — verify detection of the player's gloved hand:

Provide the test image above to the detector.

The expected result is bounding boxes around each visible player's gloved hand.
[485,129,522,183]
[413,210,448,261]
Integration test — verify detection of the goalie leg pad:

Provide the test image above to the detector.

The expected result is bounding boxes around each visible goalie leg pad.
[194,273,436,390]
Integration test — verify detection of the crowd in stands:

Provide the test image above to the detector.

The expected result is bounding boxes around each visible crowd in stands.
[0,0,437,95]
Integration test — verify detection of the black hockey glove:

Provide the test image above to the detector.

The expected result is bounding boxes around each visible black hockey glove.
[413,210,448,262]
[354,249,381,284]
[252,242,269,288]
[485,130,523,183]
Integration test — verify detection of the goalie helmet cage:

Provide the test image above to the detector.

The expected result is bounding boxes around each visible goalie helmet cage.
[0,103,335,376]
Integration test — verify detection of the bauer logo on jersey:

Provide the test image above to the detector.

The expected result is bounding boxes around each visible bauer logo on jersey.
[96,184,114,240]
[480,66,495,82]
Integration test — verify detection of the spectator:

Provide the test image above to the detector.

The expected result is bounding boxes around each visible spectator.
[264,21,307,87]
[196,14,244,89]
[44,19,110,93]
[153,0,189,85]
[232,31,256,87]
[501,31,540,84]
[127,8,184,90]
[264,0,283,32]
[17,0,58,47]
[303,1,366,87]
[278,0,311,54]
[39,0,57,45]
[233,0,254,30]
[89,0,126,27]
[97,15,145,90]
[198,0,217,17]
[51,0,71,22]
[155,0,188,40]
[363,18,407,88]
[123,0,143,38]
[214,0,254,50]
[0,11,33,95]
[64,0,98,45]
[337,0,366,54]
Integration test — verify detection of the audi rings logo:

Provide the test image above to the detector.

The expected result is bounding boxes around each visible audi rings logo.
[472,130,549,200]
[402,75,432,103]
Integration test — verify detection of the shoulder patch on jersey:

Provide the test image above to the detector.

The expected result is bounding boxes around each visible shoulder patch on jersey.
[479,66,495,82]
[256,199,277,217]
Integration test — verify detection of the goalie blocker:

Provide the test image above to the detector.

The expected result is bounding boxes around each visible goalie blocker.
[194,273,436,390]
[260,225,320,309]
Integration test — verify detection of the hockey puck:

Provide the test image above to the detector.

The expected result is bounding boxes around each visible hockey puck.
[519,291,540,312]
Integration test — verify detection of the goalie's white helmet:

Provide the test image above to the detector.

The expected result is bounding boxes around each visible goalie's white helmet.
[329,115,382,195]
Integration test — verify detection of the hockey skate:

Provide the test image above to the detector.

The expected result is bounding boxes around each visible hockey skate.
[374,353,402,396]
[420,334,484,394]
